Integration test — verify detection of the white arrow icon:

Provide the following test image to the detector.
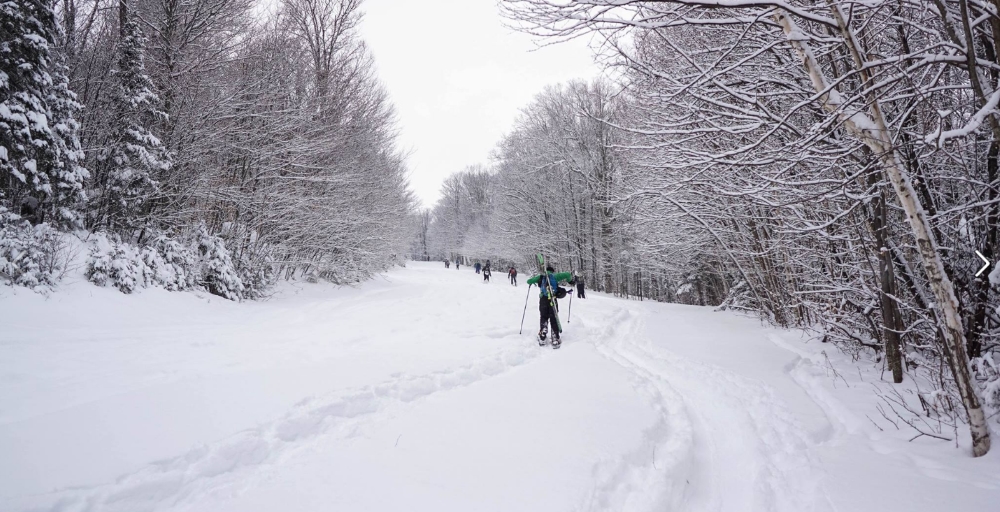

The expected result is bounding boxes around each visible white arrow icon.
[975,250,991,277]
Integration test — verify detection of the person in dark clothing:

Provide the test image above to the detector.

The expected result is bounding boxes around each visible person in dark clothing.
[456,261,460,270]
[508,267,517,286]
[526,266,573,344]
[539,297,558,342]
[575,272,586,298]
[474,262,481,274]
[483,266,491,282]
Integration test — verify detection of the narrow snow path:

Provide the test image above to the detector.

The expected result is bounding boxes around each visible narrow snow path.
[2,262,997,511]
[598,305,826,512]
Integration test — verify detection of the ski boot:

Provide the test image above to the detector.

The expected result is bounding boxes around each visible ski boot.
[538,328,548,346]
[552,336,562,349]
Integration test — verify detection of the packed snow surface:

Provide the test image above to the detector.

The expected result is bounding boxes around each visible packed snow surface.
[1,261,998,511]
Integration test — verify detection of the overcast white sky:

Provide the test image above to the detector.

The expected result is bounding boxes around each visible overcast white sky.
[357,0,602,208]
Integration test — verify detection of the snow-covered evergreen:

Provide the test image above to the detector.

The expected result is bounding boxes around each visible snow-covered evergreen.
[0,206,66,288]
[3,0,415,297]
[1,0,87,226]
[193,223,244,301]
[87,15,168,234]
[85,225,245,300]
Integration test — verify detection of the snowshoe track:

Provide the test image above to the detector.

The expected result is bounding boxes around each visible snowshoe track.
[10,343,545,512]
[576,306,695,511]
[578,303,828,512]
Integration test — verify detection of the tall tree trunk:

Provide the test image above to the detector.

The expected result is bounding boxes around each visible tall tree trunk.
[969,139,998,359]
[62,0,76,51]
[872,187,905,383]
[119,0,128,38]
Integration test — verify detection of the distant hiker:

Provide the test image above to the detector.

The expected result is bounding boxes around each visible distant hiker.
[483,267,491,282]
[575,272,586,299]
[527,265,573,345]
[456,261,460,270]
[445,259,450,268]
[508,267,517,286]
[474,262,481,274]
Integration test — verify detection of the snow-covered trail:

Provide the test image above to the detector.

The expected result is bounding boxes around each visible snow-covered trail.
[1,262,998,511]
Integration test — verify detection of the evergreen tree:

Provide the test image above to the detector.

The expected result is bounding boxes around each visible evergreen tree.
[0,0,88,226]
[89,14,170,235]
[46,58,87,225]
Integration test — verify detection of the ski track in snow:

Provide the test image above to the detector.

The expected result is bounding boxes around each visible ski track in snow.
[577,306,695,511]
[10,343,544,512]
[575,303,827,512]
[626,334,827,512]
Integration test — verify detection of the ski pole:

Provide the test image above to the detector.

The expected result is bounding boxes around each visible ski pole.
[568,292,573,323]
[519,284,532,334]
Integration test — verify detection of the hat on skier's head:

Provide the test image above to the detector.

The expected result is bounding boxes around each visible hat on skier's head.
[546,265,554,273]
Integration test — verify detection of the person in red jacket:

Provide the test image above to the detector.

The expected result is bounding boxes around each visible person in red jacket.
[508,266,517,286]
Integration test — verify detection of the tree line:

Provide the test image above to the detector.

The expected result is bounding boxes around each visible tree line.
[2,0,415,297]
[415,0,998,456]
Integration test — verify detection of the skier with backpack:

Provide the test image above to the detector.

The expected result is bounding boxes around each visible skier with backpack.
[526,261,573,348]
[508,266,517,286]
[474,262,481,274]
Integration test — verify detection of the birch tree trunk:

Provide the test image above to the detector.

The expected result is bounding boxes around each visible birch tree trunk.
[776,8,990,457]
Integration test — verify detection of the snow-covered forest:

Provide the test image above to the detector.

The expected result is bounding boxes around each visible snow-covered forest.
[3,0,999,489]
[2,0,415,299]
[410,1,1000,456]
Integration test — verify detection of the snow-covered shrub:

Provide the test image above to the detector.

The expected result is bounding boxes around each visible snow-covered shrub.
[0,209,69,289]
[237,253,276,299]
[220,225,276,299]
[85,233,145,293]
[143,235,196,291]
[973,354,1000,426]
[194,224,245,301]
[675,280,696,303]
[85,227,248,300]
